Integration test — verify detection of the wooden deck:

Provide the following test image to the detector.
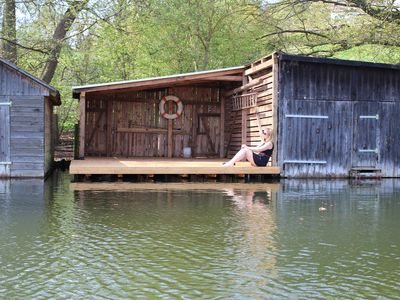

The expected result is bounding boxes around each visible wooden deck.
[69,157,281,175]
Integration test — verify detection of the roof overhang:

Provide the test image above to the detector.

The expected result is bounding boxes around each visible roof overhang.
[278,52,400,71]
[72,66,245,99]
[0,57,61,106]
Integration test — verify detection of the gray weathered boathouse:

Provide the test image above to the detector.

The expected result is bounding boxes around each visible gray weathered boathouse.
[0,58,61,178]
[274,54,400,177]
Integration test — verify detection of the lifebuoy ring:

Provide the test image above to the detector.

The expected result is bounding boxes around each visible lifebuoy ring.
[159,95,183,120]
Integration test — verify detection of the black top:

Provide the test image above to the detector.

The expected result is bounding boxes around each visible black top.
[259,142,274,157]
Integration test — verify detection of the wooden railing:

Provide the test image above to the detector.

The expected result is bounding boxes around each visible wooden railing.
[231,93,257,111]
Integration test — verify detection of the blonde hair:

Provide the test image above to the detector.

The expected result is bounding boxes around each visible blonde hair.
[262,128,273,143]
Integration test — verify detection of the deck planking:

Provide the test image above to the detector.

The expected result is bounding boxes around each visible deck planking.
[69,157,281,175]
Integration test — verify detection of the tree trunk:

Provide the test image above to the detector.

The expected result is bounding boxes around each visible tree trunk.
[1,0,17,63]
[41,0,89,84]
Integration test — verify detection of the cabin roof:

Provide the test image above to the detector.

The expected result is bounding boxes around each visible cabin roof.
[0,57,61,105]
[278,52,400,71]
[72,66,245,98]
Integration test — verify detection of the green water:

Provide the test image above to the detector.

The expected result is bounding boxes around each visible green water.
[0,172,399,299]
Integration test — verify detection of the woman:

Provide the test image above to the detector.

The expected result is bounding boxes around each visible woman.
[223,128,273,167]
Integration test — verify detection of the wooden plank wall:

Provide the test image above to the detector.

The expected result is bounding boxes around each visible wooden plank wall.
[85,85,223,157]
[278,59,400,177]
[226,54,276,165]
[10,96,45,177]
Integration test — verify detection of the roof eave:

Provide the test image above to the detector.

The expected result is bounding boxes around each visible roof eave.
[72,66,245,98]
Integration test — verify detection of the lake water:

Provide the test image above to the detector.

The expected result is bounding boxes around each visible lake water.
[0,171,399,299]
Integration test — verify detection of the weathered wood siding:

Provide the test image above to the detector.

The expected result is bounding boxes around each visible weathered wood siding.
[278,58,400,177]
[226,54,277,166]
[84,85,224,157]
[10,96,44,177]
[0,62,52,177]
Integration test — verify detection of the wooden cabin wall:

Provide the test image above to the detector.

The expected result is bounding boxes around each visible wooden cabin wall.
[278,59,400,177]
[10,96,45,177]
[0,63,51,177]
[84,85,223,157]
[226,54,277,166]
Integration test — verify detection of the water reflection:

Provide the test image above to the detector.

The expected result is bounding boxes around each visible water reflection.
[0,173,399,298]
[223,188,276,269]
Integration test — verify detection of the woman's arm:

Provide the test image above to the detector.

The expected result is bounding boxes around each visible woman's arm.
[250,141,273,152]
[242,142,264,151]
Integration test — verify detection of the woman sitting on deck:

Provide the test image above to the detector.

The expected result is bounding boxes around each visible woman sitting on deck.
[223,127,273,167]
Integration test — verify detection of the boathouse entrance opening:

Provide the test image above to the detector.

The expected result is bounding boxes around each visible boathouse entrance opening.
[352,102,380,168]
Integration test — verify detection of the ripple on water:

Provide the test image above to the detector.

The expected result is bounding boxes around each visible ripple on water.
[1,176,400,298]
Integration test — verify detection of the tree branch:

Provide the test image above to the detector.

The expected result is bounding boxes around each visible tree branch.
[0,36,49,54]
[258,29,330,40]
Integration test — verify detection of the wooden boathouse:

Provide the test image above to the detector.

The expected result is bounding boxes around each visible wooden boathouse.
[70,52,400,178]
[0,58,61,178]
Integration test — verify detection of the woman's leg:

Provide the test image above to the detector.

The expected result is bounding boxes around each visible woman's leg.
[223,148,256,166]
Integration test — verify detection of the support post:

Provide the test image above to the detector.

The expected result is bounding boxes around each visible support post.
[219,93,225,158]
[241,108,247,146]
[79,92,86,159]
[271,53,279,167]
[167,101,173,158]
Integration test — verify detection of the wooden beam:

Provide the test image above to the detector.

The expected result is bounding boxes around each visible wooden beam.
[271,53,279,167]
[106,97,113,157]
[168,120,173,158]
[79,92,86,159]
[117,127,188,134]
[242,109,247,146]
[220,95,225,158]
[245,58,273,76]
[205,75,243,81]
[224,78,264,97]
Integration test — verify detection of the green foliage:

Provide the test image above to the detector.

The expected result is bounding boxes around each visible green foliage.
[2,0,400,134]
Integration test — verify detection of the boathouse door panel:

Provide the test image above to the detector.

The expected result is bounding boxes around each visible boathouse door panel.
[0,101,11,177]
[352,102,380,168]
[282,100,331,164]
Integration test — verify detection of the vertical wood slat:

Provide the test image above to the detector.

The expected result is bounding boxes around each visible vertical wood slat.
[79,92,86,158]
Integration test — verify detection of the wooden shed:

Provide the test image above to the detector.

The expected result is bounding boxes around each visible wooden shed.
[229,52,400,177]
[0,58,61,178]
[275,53,400,177]
[71,52,400,178]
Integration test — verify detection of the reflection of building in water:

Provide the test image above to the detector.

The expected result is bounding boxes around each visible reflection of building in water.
[224,187,277,275]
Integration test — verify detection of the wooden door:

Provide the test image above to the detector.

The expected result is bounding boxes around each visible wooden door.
[197,113,221,157]
[0,102,11,177]
[352,102,380,168]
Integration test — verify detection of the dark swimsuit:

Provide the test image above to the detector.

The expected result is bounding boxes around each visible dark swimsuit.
[252,143,274,167]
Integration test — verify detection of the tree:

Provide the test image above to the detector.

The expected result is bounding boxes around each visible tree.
[1,0,17,63]
[256,0,400,61]
[41,0,89,83]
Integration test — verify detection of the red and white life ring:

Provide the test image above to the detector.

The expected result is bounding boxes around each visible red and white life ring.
[159,95,183,120]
